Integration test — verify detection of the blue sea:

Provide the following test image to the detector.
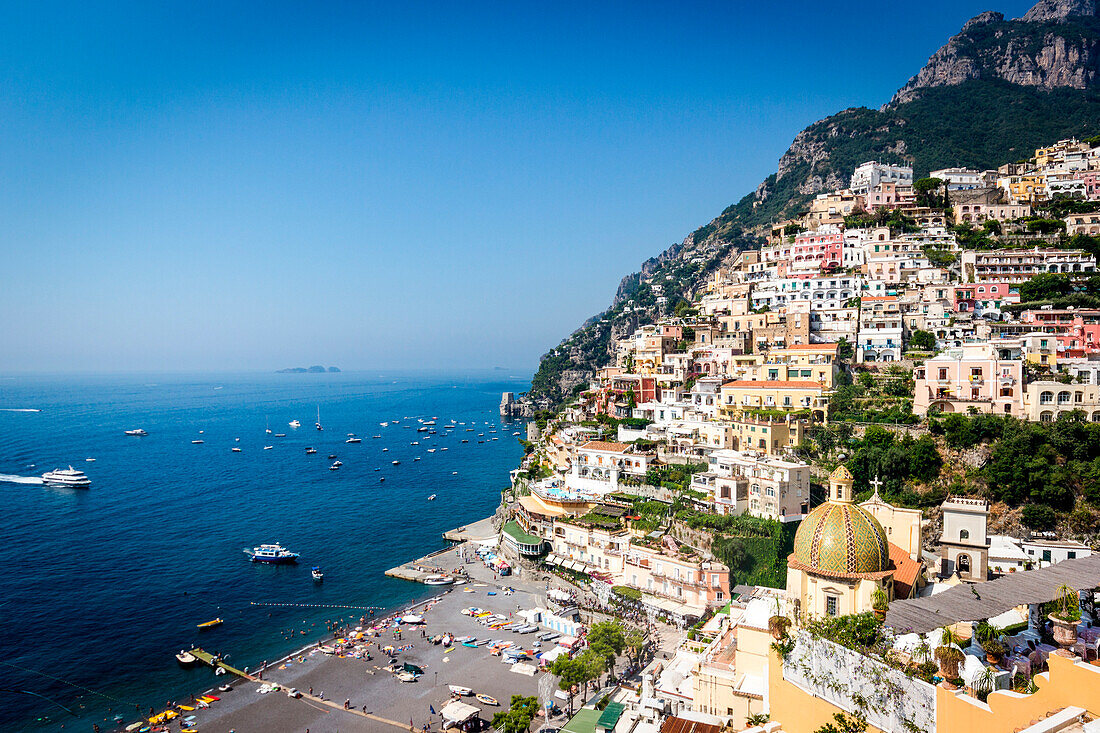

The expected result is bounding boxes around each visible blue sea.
[0,371,528,732]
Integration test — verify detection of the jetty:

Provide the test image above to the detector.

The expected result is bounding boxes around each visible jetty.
[386,517,497,583]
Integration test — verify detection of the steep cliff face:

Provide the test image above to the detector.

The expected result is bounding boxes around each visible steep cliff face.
[891,2,1100,105]
[525,0,1100,405]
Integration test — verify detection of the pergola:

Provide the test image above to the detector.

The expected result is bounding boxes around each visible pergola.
[885,553,1100,633]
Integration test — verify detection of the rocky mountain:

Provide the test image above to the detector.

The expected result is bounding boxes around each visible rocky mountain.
[891,2,1100,105]
[525,0,1100,405]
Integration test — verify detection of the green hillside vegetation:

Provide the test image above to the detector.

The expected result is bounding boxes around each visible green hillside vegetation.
[703,79,1100,234]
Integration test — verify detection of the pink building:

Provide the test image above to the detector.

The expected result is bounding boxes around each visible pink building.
[621,538,730,613]
[1083,171,1100,201]
[791,230,843,269]
[953,283,1017,313]
[1020,309,1100,356]
[913,341,1025,416]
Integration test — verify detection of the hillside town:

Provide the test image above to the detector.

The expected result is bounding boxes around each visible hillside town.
[492,136,1100,733]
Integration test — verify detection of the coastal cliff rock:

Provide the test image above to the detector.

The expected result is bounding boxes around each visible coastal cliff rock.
[890,1,1100,105]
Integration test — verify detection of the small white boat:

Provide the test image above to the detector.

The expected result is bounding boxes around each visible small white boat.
[427,448,436,453]
[289,420,301,428]
[312,566,324,581]
[380,422,388,427]
[401,614,424,624]
[392,460,400,465]
[382,448,389,452]
[449,685,473,696]
[124,428,148,436]
[424,575,453,586]
[85,457,95,462]
[191,440,204,444]
[414,457,421,461]
[232,447,242,452]
[329,462,341,471]
[306,447,317,454]
[475,694,499,706]
[346,436,361,443]
[373,435,381,438]
[263,445,273,450]
[274,433,286,437]
[427,494,436,501]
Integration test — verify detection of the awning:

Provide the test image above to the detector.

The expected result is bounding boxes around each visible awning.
[440,701,480,723]
[886,553,1100,633]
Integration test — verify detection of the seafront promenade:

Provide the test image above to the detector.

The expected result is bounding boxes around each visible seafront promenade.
[159,539,555,733]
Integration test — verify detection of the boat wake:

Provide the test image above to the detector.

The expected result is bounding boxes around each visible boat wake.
[0,474,45,485]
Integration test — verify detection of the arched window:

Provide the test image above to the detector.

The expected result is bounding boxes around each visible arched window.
[1058,391,1071,404]
[1040,391,1054,404]
[1041,411,1054,422]
[960,529,970,540]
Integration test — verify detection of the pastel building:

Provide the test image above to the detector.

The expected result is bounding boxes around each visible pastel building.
[913,341,1025,416]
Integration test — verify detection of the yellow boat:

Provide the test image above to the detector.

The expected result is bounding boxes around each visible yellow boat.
[148,710,178,724]
[197,618,223,629]
[177,704,195,711]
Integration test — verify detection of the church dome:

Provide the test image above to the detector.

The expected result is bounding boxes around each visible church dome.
[793,493,890,576]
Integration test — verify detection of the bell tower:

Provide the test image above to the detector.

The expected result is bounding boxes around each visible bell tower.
[829,465,854,504]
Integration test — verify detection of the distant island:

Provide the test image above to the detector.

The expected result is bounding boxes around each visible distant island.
[276,365,341,373]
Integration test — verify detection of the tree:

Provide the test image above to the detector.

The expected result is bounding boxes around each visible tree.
[624,628,646,666]
[746,712,770,726]
[908,329,936,352]
[491,696,540,733]
[836,337,854,361]
[585,621,626,681]
[1018,272,1072,302]
[1022,503,1058,531]
[550,656,596,716]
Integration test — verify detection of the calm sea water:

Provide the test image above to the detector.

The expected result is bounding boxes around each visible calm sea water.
[0,371,528,731]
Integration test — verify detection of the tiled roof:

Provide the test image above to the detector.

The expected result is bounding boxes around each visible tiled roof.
[888,542,923,600]
[721,380,823,389]
[661,717,721,733]
[578,440,630,453]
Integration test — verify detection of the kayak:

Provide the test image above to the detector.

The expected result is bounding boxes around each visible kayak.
[197,618,223,629]
[177,705,195,711]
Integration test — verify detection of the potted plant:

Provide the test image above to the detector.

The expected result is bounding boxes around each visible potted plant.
[969,666,996,702]
[768,597,790,640]
[1048,584,1082,652]
[871,588,889,622]
[935,626,965,684]
[975,621,1006,665]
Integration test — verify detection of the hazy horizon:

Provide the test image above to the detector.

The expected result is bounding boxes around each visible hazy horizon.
[0,0,1033,373]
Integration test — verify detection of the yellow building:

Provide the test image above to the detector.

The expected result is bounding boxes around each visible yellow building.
[998,174,1047,204]
[719,380,829,421]
[729,417,805,454]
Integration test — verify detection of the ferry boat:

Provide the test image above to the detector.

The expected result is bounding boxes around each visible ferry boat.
[41,467,91,488]
[124,428,148,436]
[289,420,301,428]
[243,543,299,564]
[312,566,324,581]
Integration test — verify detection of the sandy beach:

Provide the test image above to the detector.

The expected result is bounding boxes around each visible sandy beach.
[148,543,561,733]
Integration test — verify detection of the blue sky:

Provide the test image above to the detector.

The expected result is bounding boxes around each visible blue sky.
[0,0,1033,373]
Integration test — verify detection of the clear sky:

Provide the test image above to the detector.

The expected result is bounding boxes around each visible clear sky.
[0,0,1034,374]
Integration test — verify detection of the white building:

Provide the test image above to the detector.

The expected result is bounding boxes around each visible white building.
[930,167,984,191]
[850,161,913,195]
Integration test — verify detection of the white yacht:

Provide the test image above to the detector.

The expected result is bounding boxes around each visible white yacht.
[41,467,91,489]
[289,420,301,428]
[243,543,299,564]
[124,428,148,436]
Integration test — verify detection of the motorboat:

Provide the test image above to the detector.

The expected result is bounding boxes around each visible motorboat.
[461,440,468,443]
[391,460,400,465]
[263,445,273,450]
[176,650,199,667]
[414,457,421,461]
[191,440,204,444]
[448,685,473,696]
[427,448,436,453]
[328,454,338,459]
[232,447,241,452]
[244,543,299,564]
[346,436,361,443]
[380,422,388,427]
[332,460,342,467]
[315,406,323,431]
[306,447,317,454]
[41,467,91,489]
[289,420,301,428]
[417,427,428,432]
[274,433,286,438]
[329,463,340,471]
[197,618,223,629]
[427,494,436,501]
[382,447,389,452]
[312,566,324,581]
[373,434,381,439]
[423,575,452,585]
[125,428,148,436]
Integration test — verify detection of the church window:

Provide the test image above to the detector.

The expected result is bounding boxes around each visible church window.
[826,595,838,617]
[960,529,969,540]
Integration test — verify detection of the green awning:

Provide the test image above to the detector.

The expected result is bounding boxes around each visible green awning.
[562,709,601,733]
[596,702,624,731]
[501,520,542,546]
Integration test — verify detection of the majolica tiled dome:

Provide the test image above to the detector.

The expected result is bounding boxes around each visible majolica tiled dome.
[793,467,890,576]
